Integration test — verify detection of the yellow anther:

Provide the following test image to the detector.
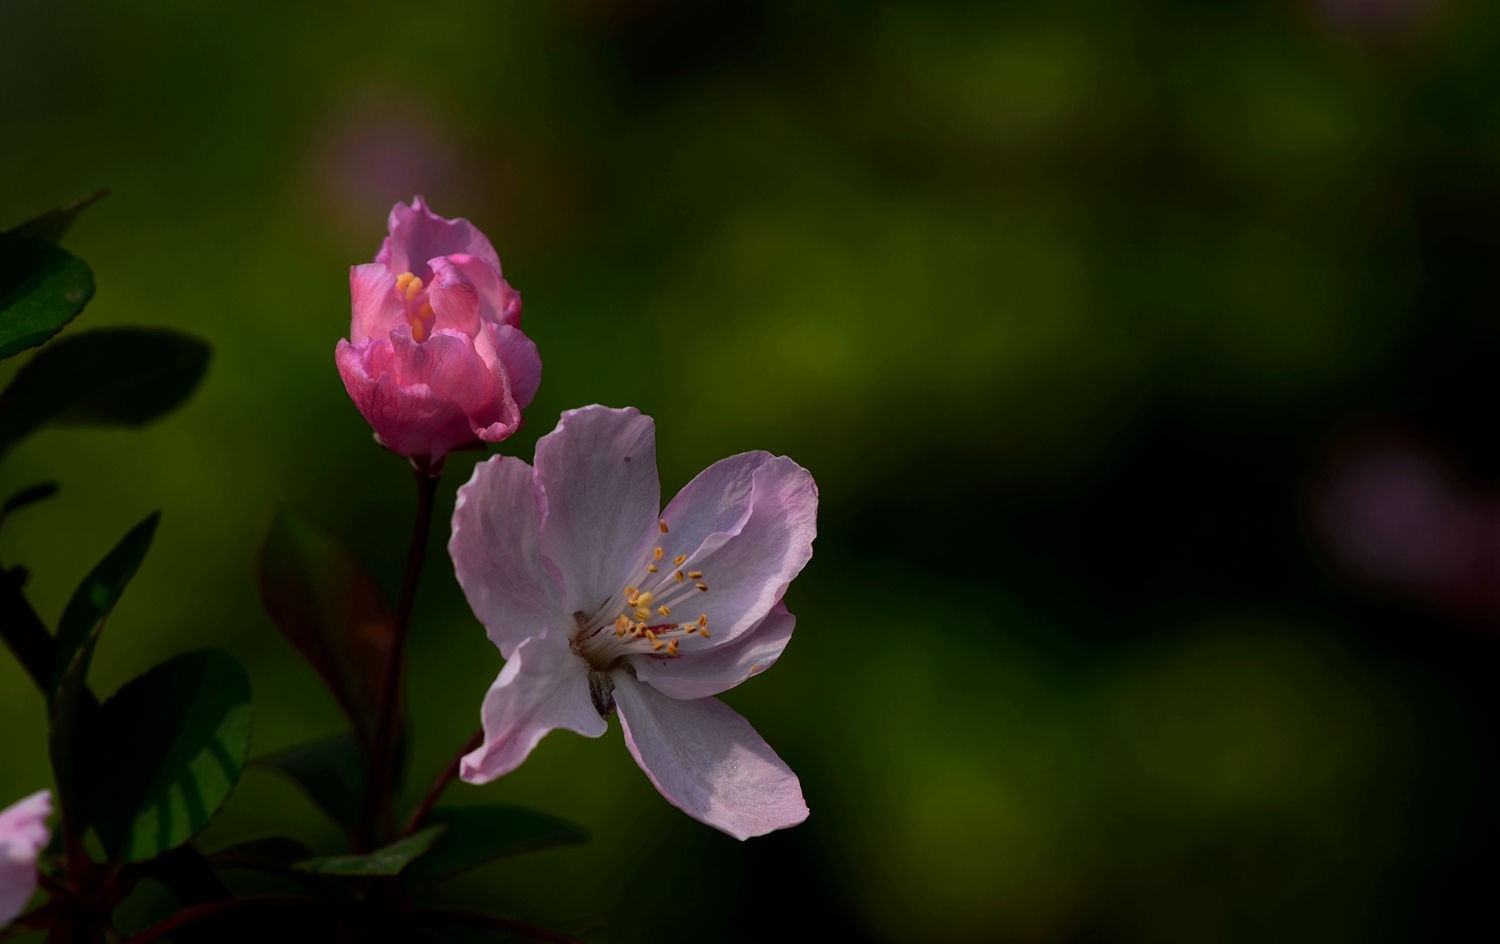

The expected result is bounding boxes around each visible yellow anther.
[658,605,672,616]
[647,564,659,573]
[673,554,687,566]
[665,640,679,656]
[404,276,423,300]
[688,571,703,579]
[651,639,664,651]
[614,615,632,634]
[674,571,685,583]
[634,607,652,621]
[625,586,638,596]
[653,547,664,562]
[395,272,415,293]
[644,629,658,641]
[697,615,708,627]
[700,627,711,639]
[696,583,709,592]
[685,625,698,634]
[659,520,669,534]
[636,591,654,608]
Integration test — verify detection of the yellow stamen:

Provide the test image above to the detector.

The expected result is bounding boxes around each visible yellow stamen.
[658,605,672,616]
[665,640,679,656]
[674,570,685,583]
[647,564,659,573]
[697,615,708,627]
[395,272,415,294]
[673,554,687,566]
[636,591,654,608]
[634,607,652,621]
[659,520,669,534]
[696,583,709,592]
[687,571,703,579]
[404,276,423,300]
[410,318,429,342]
[653,547,664,562]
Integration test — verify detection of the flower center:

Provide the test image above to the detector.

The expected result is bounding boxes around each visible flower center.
[573,518,713,670]
[394,271,436,342]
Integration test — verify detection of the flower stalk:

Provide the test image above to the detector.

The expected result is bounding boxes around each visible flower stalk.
[360,466,440,851]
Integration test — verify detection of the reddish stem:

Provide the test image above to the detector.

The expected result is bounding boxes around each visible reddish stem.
[360,466,440,850]
[402,727,483,836]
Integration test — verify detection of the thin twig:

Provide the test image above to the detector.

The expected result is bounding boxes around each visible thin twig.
[410,908,583,944]
[123,896,328,944]
[402,728,484,835]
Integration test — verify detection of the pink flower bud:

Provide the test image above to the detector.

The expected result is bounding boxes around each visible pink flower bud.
[336,197,540,468]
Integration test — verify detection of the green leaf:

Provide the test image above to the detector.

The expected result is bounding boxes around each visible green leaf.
[50,513,160,697]
[6,190,109,244]
[258,510,396,750]
[255,733,366,836]
[47,513,160,822]
[0,234,94,361]
[402,806,590,891]
[86,649,253,862]
[294,825,445,877]
[1,481,58,519]
[0,327,210,459]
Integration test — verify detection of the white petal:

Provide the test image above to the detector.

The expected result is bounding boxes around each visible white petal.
[631,602,795,700]
[460,630,606,784]
[534,406,661,615]
[613,673,807,840]
[450,455,568,658]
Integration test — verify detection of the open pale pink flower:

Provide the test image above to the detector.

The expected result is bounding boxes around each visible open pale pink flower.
[0,790,51,928]
[336,197,541,467]
[449,406,817,839]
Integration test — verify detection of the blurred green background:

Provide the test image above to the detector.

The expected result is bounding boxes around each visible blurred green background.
[3,0,1498,940]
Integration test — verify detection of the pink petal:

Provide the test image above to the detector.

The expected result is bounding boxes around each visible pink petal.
[0,790,51,927]
[425,255,483,336]
[376,196,502,278]
[613,674,807,840]
[657,451,773,565]
[459,630,605,784]
[335,329,520,463]
[666,455,817,648]
[450,455,568,659]
[489,323,541,409]
[535,406,661,615]
[348,263,404,344]
[430,253,520,331]
[630,601,795,700]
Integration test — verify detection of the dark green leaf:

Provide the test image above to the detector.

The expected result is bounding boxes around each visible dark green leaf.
[1,482,58,519]
[255,733,366,835]
[0,327,210,458]
[47,513,160,822]
[6,190,109,244]
[87,649,253,862]
[403,806,589,891]
[0,233,94,360]
[207,837,315,872]
[50,513,159,697]
[294,825,445,877]
[258,510,396,750]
